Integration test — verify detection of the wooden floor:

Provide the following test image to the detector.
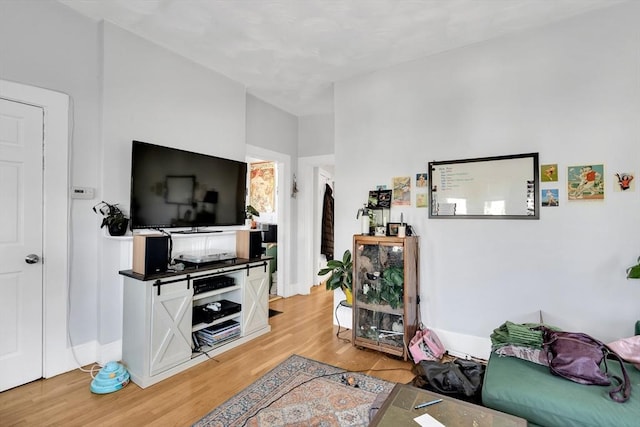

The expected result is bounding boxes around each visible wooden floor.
[0,285,415,426]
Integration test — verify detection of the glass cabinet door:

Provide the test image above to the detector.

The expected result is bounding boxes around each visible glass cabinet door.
[353,239,405,353]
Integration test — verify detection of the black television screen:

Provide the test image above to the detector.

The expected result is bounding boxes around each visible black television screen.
[130,141,247,229]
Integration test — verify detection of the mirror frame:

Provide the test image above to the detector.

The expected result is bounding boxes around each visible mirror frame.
[428,152,539,220]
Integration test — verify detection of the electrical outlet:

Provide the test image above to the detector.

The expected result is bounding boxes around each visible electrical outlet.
[71,186,95,199]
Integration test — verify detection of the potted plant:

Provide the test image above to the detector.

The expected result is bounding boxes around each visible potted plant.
[93,201,129,236]
[245,204,260,229]
[318,249,353,304]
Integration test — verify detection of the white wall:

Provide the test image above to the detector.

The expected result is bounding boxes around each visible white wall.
[299,114,335,157]
[99,22,248,345]
[247,94,298,156]
[6,0,637,367]
[335,2,640,358]
[245,95,299,294]
[0,0,289,364]
[297,113,336,295]
[0,0,101,346]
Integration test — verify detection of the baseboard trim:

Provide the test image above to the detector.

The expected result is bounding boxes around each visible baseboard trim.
[45,339,123,379]
[433,329,491,361]
[98,340,123,366]
[46,340,97,378]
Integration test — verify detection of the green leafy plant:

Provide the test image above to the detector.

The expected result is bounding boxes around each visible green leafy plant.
[318,249,352,293]
[93,201,126,228]
[245,205,260,219]
[380,266,404,309]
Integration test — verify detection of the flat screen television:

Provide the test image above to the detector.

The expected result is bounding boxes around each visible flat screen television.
[130,140,247,230]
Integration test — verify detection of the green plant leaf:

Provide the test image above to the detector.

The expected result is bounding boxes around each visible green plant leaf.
[246,205,260,217]
[326,260,343,268]
[318,249,352,292]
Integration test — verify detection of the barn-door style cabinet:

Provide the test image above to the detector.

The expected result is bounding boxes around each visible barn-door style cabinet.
[120,259,270,388]
[352,235,419,360]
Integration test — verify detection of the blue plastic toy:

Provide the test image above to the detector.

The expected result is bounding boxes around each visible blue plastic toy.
[90,361,130,394]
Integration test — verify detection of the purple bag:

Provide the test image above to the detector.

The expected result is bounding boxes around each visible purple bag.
[541,327,631,402]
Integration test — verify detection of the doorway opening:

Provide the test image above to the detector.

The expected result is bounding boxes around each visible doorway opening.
[247,159,279,300]
[316,165,334,284]
[246,144,291,299]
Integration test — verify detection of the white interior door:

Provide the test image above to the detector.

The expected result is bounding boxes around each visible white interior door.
[0,98,44,392]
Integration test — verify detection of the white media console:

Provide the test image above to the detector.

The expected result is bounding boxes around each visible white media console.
[119,257,271,388]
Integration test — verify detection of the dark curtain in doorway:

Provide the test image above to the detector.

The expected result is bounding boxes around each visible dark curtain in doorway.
[321,183,334,260]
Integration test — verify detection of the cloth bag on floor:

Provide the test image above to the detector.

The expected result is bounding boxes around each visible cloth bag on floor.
[412,358,485,404]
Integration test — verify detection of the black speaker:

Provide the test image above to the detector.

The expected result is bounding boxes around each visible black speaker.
[133,235,169,275]
[236,230,262,259]
[262,224,277,243]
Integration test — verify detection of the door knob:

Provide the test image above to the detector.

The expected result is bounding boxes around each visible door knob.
[25,254,40,264]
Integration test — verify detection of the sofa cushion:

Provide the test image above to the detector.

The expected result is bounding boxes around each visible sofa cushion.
[482,352,640,427]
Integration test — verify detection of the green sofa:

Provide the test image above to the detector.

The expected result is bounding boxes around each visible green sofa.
[482,352,640,427]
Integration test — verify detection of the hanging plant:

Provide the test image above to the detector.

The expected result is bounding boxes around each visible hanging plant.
[93,201,129,236]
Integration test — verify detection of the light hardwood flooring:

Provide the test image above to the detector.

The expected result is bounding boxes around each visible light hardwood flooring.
[0,285,415,426]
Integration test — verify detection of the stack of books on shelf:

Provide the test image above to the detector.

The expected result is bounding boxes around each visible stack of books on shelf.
[193,320,240,349]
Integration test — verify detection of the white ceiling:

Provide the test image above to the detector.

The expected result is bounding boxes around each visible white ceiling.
[59,0,621,116]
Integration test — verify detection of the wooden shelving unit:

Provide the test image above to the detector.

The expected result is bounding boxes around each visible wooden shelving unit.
[352,235,419,360]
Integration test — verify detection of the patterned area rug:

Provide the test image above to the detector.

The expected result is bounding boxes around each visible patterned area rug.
[194,354,396,427]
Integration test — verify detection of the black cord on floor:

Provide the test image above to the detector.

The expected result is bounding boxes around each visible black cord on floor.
[336,328,351,343]
[192,347,220,363]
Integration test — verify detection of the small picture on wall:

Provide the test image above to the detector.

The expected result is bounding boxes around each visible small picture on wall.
[614,172,635,192]
[368,189,392,208]
[541,164,558,182]
[392,176,411,206]
[415,172,429,208]
[542,189,559,207]
[378,190,392,208]
[416,173,428,187]
[567,164,604,200]
[416,193,428,208]
[368,191,379,208]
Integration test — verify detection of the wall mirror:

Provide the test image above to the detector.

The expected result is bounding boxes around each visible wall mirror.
[428,153,539,219]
